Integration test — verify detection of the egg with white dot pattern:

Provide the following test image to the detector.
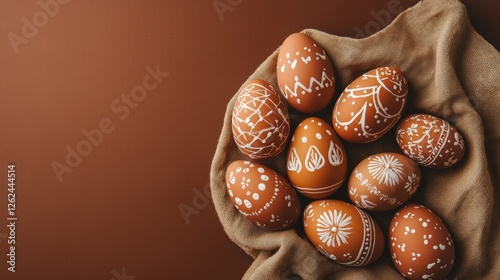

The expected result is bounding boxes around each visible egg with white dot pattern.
[287,117,347,199]
[332,66,408,143]
[225,160,300,230]
[389,203,455,280]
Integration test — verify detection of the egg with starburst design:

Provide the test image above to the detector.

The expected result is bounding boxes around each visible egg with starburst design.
[348,152,421,212]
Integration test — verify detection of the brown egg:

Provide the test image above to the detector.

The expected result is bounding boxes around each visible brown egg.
[396,114,465,168]
[225,160,300,230]
[389,203,455,280]
[303,199,385,267]
[348,152,421,212]
[232,79,290,160]
[333,66,408,143]
[276,33,335,113]
[287,117,347,199]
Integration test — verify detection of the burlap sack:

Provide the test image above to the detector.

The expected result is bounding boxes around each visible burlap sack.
[210,0,500,278]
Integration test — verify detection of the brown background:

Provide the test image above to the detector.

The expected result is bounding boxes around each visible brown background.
[0,1,498,279]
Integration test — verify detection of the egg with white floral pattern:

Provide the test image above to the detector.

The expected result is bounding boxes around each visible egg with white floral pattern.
[333,66,408,143]
[303,199,385,267]
[225,160,300,230]
[396,114,465,169]
[348,152,421,212]
[389,203,455,280]
[287,117,347,199]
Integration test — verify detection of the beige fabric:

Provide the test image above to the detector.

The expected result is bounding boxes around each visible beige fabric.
[210,0,500,279]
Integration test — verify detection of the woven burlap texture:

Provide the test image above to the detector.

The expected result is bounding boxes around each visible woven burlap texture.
[210,0,500,279]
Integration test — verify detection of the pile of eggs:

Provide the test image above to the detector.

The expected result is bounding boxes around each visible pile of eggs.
[225,33,465,280]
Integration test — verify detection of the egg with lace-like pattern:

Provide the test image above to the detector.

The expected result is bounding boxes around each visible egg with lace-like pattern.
[232,79,290,160]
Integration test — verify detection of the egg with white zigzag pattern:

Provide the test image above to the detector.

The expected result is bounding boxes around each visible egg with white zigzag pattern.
[277,33,336,113]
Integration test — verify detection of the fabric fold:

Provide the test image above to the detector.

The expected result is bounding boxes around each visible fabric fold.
[210,0,500,278]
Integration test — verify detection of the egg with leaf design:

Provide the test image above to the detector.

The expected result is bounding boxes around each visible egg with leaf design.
[287,117,347,199]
